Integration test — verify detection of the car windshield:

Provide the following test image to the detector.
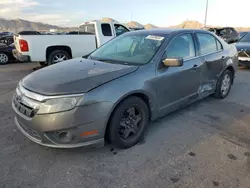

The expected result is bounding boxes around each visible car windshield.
[90,33,168,65]
[239,32,250,42]
[239,32,247,40]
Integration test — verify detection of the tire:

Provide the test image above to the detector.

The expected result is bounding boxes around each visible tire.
[47,50,71,65]
[213,70,233,99]
[108,96,149,149]
[0,52,9,65]
[39,62,47,67]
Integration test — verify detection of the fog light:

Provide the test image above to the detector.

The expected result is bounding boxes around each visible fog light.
[58,131,74,143]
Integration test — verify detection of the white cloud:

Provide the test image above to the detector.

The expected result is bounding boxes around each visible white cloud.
[0,0,38,7]
[0,8,12,14]
[0,0,39,19]
[0,0,77,26]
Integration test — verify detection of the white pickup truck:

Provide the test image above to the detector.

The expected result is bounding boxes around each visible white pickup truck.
[13,20,130,65]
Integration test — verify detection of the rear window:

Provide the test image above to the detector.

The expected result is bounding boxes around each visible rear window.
[79,24,96,35]
[197,33,218,55]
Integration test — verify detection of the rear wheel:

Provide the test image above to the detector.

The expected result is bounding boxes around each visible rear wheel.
[0,52,9,65]
[213,70,233,99]
[47,50,71,65]
[108,97,149,149]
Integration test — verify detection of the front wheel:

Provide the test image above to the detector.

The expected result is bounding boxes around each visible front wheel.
[213,70,233,99]
[108,97,149,149]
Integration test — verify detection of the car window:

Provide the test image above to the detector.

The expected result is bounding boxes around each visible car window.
[239,32,250,42]
[197,33,218,55]
[216,39,223,50]
[114,24,129,36]
[227,29,232,34]
[218,29,226,36]
[79,24,96,34]
[165,34,195,59]
[239,32,247,40]
[101,24,112,36]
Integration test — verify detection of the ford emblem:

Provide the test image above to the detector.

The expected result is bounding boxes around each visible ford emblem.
[16,95,22,103]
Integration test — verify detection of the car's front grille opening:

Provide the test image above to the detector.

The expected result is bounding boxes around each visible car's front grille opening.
[19,121,41,141]
[13,98,36,118]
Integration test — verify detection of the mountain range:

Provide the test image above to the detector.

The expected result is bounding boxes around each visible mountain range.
[0,17,249,32]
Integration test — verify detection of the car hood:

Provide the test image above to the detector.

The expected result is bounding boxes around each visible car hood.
[22,58,138,96]
[235,42,250,51]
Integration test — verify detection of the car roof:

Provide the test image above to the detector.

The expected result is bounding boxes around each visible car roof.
[129,28,207,35]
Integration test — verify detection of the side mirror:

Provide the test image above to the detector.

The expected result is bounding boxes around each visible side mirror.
[162,58,183,67]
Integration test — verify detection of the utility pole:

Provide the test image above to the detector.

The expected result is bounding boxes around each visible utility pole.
[130,12,132,22]
[204,0,208,28]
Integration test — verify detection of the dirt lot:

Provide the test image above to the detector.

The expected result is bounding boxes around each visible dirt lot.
[1,63,250,188]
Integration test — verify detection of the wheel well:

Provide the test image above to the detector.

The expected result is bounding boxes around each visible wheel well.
[104,93,152,141]
[226,66,235,83]
[46,46,72,60]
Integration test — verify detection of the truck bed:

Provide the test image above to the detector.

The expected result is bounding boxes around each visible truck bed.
[14,34,97,62]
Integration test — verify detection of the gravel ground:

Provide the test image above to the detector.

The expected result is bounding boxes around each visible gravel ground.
[0,63,250,188]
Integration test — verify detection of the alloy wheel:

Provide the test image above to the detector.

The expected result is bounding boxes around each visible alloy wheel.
[221,73,231,96]
[52,53,68,64]
[0,53,8,64]
[119,106,142,140]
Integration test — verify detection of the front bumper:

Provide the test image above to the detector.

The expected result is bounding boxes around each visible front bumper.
[238,57,250,67]
[14,117,104,148]
[13,100,113,148]
[239,57,250,62]
[12,49,30,62]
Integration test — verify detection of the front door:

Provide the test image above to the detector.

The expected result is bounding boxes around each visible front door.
[155,33,202,116]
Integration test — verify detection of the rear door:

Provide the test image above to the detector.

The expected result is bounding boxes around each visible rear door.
[195,32,225,92]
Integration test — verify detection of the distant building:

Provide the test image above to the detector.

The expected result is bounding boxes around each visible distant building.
[49,29,58,33]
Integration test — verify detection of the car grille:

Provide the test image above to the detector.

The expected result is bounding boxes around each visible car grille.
[238,51,250,58]
[13,93,37,118]
[19,121,41,141]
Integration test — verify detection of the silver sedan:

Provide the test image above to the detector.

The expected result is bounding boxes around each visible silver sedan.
[12,29,238,149]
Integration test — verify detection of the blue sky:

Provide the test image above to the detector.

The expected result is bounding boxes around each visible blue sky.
[0,0,249,27]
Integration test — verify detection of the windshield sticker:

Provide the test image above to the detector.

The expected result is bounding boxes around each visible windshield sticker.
[146,35,165,41]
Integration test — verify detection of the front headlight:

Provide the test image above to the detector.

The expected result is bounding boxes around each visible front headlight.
[37,96,82,115]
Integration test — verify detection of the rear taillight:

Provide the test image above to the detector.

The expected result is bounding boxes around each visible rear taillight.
[19,39,29,52]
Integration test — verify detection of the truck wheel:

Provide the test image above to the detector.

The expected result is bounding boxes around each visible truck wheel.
[48,50,71,65]
[108,96,149,149]
[39,62,47,67]
[0,52,9,65]
[213,70,233,99]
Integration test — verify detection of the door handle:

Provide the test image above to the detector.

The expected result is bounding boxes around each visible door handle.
[191,64,199,71]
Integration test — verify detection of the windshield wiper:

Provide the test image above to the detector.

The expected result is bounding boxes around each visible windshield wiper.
[94,57,131,65]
